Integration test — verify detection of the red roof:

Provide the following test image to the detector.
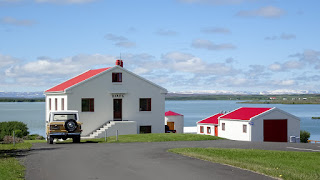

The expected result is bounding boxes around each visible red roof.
[165,111,183,116]
[198,113,224,125]
[219,107,272,120]
[45,67,111,92]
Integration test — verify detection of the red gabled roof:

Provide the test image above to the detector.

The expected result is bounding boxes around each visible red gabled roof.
[219,107,272,120]
[45,67,111,92]
[198,113,224,125]
[165,111,183,116]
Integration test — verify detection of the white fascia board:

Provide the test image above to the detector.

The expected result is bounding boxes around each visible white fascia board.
[253,107,300,121]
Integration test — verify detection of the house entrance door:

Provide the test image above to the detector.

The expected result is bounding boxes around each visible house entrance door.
[113,99,122,120]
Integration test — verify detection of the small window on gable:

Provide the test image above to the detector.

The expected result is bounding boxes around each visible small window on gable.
[112,73,122,82]
[200,126,204,133]
[140,98,151,111]
[55,98,58,111]
[82,98,94,112]
[49,98,51,111]
[61,98,64,110]
[222,123,225,131]
[243,124,247,133]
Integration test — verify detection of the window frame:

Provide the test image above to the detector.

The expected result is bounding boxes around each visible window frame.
[200,126,204,133]
[82,98,94,112]
[55,98,58,111]
[61,98,64,111]
[222,123,225,131]
[112,72,122,82]
[207,127,211,134]
[139,98,151,111]
[49,98,51,111]
[243,124,247,133]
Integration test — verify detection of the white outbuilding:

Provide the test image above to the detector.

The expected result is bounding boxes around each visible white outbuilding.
[165,111,184,133]
[197,113,223,136]
[218,107,300,142]
[44,60,167,138]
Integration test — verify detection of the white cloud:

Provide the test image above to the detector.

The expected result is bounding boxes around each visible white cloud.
[34,0,96,4]
[114,41,136,48]
[155,29,178,36]
[265,33,296,40]
[105,33,136,48]
[178,0,252,5]
[237,6,285,18]
[0,17,35,26]
[104,33,128,41]
[191,39,236,51]
[0,54,19,68]
[202,27,231,34]
[273,80,296,86]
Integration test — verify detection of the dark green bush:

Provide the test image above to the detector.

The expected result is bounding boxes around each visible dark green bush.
[0,121,29,141]
[300,130,310,143]
[14,130,23,138]
[23,134,45,140]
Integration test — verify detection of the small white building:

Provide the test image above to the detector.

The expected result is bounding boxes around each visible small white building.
[218,107,300,142]
[165,111,184,133]
[197,113,223,136]
[44,60,167,137]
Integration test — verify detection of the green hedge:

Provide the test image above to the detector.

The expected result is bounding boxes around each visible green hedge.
[0,121,29,141]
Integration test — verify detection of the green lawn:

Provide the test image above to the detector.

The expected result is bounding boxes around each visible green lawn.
[0,142,32,180]
[169,148,320,180]
[77,133,222,143]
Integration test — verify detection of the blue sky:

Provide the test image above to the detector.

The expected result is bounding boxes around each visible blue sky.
[0,0,319,93]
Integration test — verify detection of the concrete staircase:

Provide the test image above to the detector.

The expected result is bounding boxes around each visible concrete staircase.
[83,121,137,139]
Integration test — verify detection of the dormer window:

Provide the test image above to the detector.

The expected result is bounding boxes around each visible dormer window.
[112,73,122,82]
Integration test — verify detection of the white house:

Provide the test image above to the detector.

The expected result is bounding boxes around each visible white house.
[44,60,168,137]
[197,113,223,136]
[165,111,184,133]
[218,107,300,142]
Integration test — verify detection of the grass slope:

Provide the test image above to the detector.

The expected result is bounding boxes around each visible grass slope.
[58,133,222,143]
[0,142,32,180]
[169,148,320,180]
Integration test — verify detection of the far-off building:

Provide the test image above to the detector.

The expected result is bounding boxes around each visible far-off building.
[197,107,300,142]
[165,111,184,133]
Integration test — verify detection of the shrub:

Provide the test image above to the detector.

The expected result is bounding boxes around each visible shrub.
[300,130,310,143]
[0,121,29,141]
[2,135,24,144]
[14,130,23,138]
[23,134,45,140]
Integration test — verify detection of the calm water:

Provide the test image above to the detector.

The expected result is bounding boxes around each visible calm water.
[0,101,319,140]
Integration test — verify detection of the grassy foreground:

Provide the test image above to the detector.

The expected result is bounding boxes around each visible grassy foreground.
[169,148,320,180]
[57,133,222,143]
[0,142,32,180]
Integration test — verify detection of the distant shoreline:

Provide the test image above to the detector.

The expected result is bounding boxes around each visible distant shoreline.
[0,98,45,102]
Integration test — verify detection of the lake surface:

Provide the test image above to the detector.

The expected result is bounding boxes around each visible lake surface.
[0,101,319,140]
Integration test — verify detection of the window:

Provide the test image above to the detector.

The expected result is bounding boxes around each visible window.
[200,126,204,133]
[140,98,151,111]
[49,98,51,111]
[140,126,151,133]
[222,123,225,131]
[61,98,64,110]
[112,73,122,82]
[207,127,211,134]
[243,124,247,133]
[55,98,58,111]
[82,98,94,112]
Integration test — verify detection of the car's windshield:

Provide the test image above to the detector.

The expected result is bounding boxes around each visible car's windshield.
[53,114,77,121]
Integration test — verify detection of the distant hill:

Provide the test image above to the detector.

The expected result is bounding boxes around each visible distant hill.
[0,92,44,98]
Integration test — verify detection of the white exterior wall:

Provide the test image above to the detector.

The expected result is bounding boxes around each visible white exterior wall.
[197,124,216,136]
[95,121,137,138]
[45,94,68,122]
[65,66,166,135]
[250,109,300,142]
[165,116,184,133]
[218,120,250,141]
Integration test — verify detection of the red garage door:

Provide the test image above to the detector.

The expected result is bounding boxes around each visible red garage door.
[264,119,287,142]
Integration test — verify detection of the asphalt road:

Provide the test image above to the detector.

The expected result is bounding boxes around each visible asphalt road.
[24,140,320,180]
